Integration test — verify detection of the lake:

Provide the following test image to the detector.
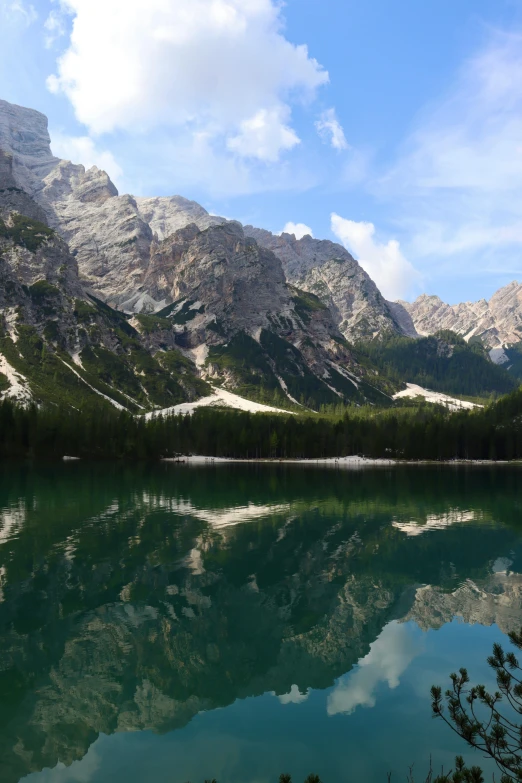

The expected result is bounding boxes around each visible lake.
[0,463,521,783]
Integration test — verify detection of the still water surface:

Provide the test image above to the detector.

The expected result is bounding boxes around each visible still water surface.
[0,464,521,783]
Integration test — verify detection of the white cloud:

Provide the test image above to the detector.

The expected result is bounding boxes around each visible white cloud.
[50,131,123,186]
[331,213,421,300]
[327,621,423,716]
[1,0,37,25]
[47,0,328,164]
[44,8,67,48]
[315,108,349,150]
[227,107,300,162]
[379,30,522,280]
[280,221,313,239]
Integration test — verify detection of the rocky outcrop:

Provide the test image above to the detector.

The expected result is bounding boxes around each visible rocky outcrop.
[399,283,522,350]
[0,100,412,350]
[0,180,208,410]
[0,99,58,195]
[0,99,399,406]
[243,227,412,342]
[137,221,390,405]
[136,195,226,240]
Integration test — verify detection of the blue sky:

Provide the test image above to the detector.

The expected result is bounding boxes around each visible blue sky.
[1,0,522,303]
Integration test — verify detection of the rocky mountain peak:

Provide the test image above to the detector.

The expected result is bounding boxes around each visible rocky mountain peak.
[244,225,413,342]
[0,99,59,195]
[0,98,417,349]
[41,160,119,205]
[136,195,225,241]
[400,282,522,349]
[0,98,399,409]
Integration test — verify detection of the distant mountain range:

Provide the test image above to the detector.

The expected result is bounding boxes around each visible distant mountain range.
[399,285,522,358]
[0,97,520,411]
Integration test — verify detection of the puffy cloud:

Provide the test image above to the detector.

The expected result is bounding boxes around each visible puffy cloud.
[331,213,421,300]
[327,621,423,716]
[315,108,348,150]
[47,0,328,163]
[227,107,300,162]
[280,221,313,239]
[1,0,37,25]
[50,131,123,186]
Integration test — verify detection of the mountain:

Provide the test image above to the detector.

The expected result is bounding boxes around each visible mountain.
[398,283,522,355]
[0,98,398,409]
[357,329,517,398]
[0,99,413,347]
[3,96,514,409]
[243,226,417,342]
[0,165,208,411]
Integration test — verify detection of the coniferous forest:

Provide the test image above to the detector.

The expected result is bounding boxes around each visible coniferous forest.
[1,384,522,461]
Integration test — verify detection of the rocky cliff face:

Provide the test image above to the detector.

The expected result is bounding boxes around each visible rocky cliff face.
[399,283,522,352]
[244,227,415,342]
[0,100,414,350]
[136,220,393,406]
[0,173,208,410]
[0,99,398,407]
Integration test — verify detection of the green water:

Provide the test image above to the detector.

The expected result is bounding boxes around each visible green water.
[0,464,521,783]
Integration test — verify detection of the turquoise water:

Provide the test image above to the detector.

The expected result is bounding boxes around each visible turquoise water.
[0,464,521,783]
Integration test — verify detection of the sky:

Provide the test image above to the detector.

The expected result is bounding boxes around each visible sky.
[1,0,522,304]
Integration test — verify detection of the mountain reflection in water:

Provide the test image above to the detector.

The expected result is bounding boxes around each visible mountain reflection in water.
[0,464,520,783]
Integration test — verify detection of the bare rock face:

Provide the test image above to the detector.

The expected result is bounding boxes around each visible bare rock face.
[144,221,289,334]
[136,195,225,240]
[0,150,48,223]
[0,99,59,195]
[0,98,399,405]
[385,301,419,338]
[400,283,522,349]
[137,220,386,404]
[243,227,411,342]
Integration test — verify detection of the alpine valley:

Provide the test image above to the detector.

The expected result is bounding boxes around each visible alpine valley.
[0,98,519,414]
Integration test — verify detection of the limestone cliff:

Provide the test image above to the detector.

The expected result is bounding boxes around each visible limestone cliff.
[399,283,522,352]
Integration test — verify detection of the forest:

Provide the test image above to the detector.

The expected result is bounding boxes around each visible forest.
[356,330,516,397]
[1,382,522,461]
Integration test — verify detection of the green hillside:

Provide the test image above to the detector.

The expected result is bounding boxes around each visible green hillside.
[357,330,516,397]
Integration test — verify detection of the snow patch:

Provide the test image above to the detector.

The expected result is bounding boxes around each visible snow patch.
[275,374,302,406]
[328,361,359,388]
[0,354,32,405]
[145,387,295,419]
[393,384,481,411]
[165,455,395,467]
[58,358,127,411]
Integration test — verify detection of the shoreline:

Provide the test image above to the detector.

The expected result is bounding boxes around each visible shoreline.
[161,455,522,467]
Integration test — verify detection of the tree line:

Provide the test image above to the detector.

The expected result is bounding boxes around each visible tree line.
[1,384,522,461]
